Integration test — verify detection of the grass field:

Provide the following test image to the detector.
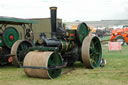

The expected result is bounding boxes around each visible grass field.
[0,45,128,85]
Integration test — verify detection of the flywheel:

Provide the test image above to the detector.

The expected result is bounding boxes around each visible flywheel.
[3,27,19,48]
[11,40,32,67]
[81,35,102,68]
[76,22,89,44]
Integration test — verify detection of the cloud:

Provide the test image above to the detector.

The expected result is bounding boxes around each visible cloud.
[0,0,128,21]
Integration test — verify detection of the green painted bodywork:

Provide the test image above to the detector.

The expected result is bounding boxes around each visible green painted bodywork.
[60,40,75,52]
[60,40,67,52]
[0,16,38,24]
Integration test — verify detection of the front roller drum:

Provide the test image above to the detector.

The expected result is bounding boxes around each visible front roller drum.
[81,35,102,69]
[24,51,63,79]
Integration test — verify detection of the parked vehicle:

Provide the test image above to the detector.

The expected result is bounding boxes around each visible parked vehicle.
[110,26,128,45]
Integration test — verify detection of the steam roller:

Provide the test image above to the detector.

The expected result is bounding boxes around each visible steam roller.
[0,16,37,65]
[22,7,102,79]
[0,27,19,65]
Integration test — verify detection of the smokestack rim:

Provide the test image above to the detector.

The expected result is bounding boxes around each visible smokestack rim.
[50,7,57,10]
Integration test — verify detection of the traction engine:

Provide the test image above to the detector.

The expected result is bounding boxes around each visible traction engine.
[12,7,102,79]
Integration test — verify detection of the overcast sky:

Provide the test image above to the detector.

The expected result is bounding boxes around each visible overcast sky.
[0,0,128,21]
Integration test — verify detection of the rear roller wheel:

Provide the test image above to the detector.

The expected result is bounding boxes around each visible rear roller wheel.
[11,40,32,67]
[81,35,102,69]
[24,51,63,79]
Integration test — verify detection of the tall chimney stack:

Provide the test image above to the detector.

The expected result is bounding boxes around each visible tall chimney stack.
[49,7,57,38]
